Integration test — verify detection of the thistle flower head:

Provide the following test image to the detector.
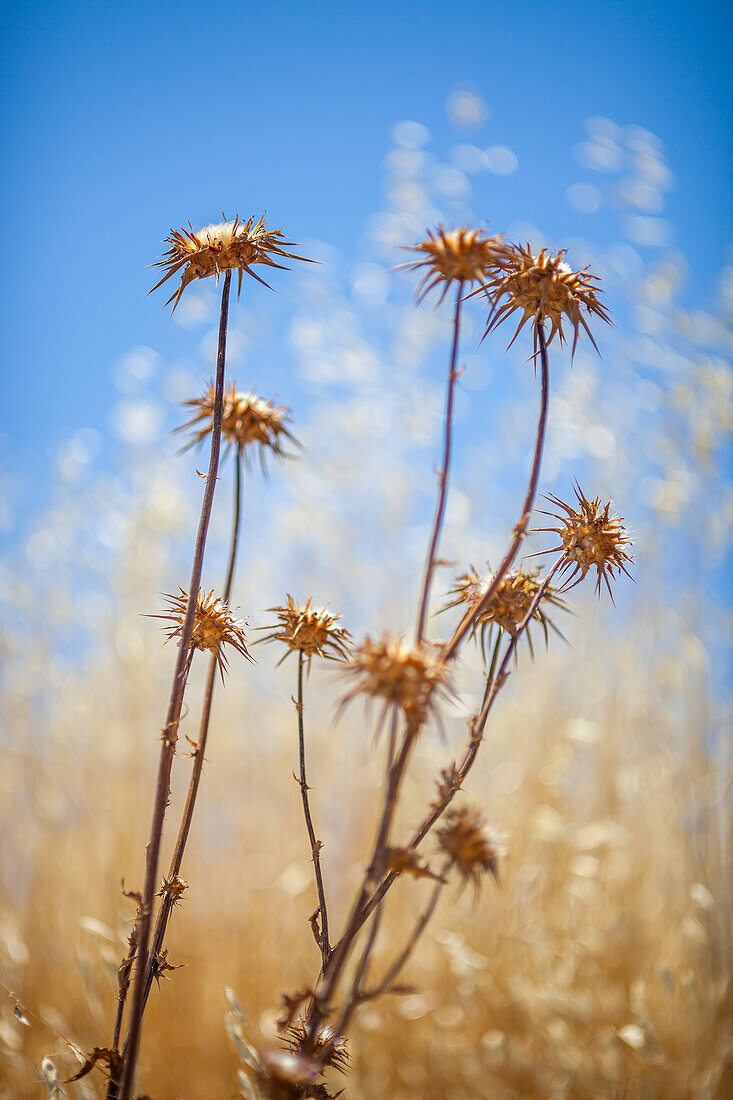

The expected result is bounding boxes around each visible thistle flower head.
[259,596,352,670]
[254,1047,334,1099]
[340,634,449,732]
[176,383,298,467]
[437,804,503,891]
[537,485,633,600]
[283,1020,348,1074]
[484,242,612,357]
[442,565,567,658]
[149,214,313,311]
[152,588,252,679]
[399,225,510,304]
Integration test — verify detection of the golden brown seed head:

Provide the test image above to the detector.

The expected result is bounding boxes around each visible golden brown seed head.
[255,1047,333,1099]
[437,804,503,890]
[149,214,314,311]
[538,485,633,600]
[259,596,352,669]
[442,565,566,657]
[340,635,449,731]
[152,588,252,679]
[484,242,612,357]
[400,225,511,303]
[283,1020,348,1074]
[177,383,298,465]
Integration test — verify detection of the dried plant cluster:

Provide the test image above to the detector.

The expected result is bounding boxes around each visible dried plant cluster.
[11,213,685,1100]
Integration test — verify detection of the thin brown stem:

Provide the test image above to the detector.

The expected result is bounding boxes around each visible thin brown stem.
[347,558,564,935]
[297,650,331,970]
[442,316,551,662]
[416,283,463,642]
[223,448,242,603]
[117,271,232,1100]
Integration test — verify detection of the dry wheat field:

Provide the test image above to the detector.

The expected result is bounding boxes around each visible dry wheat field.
[1,114,731,1100]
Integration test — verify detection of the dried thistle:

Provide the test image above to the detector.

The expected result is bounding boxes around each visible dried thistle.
[442,564,567,658]
[535,485,633,599]
[177,383,298,467]
[436,804,503,891]
[254,1047,334,1100]
[149,214,313,311]
[483,242,612,356]
[152,588,252,679]
[283,1020,348,1074]
[340,635,450,732]
[399,225,510,304]
[259,596,352,670]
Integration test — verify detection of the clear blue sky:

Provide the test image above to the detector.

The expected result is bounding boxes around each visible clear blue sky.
[0,0,731,494]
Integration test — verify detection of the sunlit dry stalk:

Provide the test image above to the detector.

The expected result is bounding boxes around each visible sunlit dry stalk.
[415,282,463,641]
[117,271,233,1100]
[297,649,332,969]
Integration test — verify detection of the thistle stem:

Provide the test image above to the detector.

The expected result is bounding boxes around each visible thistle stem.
[443,316,551,661]
[347,558,564,936]
[416,283,463,642]
[117,271,232,1100]
[297,650,331,970]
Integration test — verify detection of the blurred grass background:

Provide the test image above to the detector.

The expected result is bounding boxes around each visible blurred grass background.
[1,102,731,1098]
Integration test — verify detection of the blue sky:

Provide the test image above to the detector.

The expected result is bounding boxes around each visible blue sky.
[0,0,731,500]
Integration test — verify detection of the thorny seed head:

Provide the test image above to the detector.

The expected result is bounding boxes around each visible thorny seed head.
[149,214,313,311]
[152,588,252,679]
[176,383,298,467]
[259,596,352,670]
[340,635,450,732]
[254,1047,334,1100]
[399,225,511,304]
[442,565,567,659]
[536,485,633,600]
[158,874,188,906]
[284,1019,348,1074]
[483,242,612,358]
[437,804,504,892]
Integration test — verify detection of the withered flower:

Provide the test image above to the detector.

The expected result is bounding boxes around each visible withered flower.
[254,1047,334,1100]
[283,1020,348,1074]
[176,383,298,467]
[149,214,313,311]
[152,588,252,679]
[399,225,510,304]
[259,596,351,670]
[340,635,450,733]
[535,485,633,600]
[442,565,567,658]
[483,242,612,356]
[437,804,503,891]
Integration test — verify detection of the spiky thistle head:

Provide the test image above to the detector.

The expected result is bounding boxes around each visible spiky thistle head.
[283,1020,348,1075]
[442,565,567,659]
[340,634,450,733]
[149,214,314,311]
[176,383,298,467]
[259,596,352,670]
[253,1047,334,1100]
[437,804,503,892]
[399,225,511,304]
[483,242,612,357]
[151,588,252,679]
[536,485,633,600]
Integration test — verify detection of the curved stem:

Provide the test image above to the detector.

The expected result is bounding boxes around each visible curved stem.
[297,650,331,970]
[223,449,242,604]
[442,317,550,662]
[416,283,463,642]
[347,557,564,935]
[117,271,232,1100]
